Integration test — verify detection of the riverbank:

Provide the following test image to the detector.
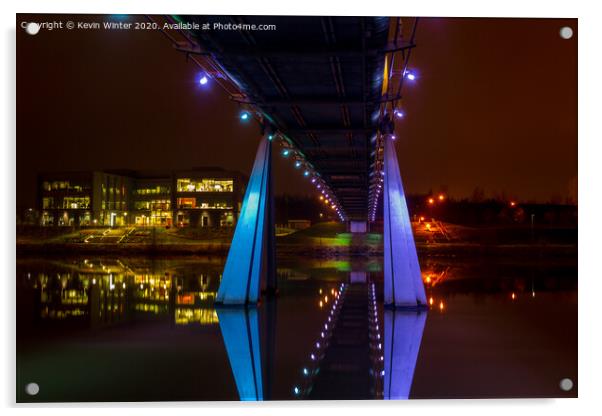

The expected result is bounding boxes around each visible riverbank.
[16,240,577,260]
[16,221,577,259]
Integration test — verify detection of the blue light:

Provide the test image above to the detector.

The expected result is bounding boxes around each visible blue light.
[295,161,302,168]
[282,149,290,157]
[303,368,309,376]
[268,134,273,141]
[394,110,404,118]
[240,111,250,121]
[199,75,208,85]
[405,70,416,81]
[304,170,310,177]
[293,386,300,395]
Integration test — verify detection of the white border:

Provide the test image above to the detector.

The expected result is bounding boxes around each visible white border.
[3,1,601,415]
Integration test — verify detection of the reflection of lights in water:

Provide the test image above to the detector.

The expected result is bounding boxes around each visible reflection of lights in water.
[293,283,347,399]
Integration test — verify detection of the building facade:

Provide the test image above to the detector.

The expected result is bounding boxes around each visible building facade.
[37,168,247,227]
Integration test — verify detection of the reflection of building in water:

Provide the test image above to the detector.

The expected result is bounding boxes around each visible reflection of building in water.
[24,258,222,326]
[37,168,247,227]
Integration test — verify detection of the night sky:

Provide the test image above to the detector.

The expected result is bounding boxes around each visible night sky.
[16,15,577,211]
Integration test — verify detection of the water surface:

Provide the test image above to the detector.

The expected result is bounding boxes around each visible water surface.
[16,255,577,401]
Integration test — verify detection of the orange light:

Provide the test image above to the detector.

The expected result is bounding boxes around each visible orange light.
[425,275,432,284]
[511,292,516,300]
[319,196,324,200]
[510,201,516,207]
[324,296,328,303]
[439,301,445,311]
[428,198,435,205]
[319,301,323,308]
[438,194,445,201]
[426,223,431,231]
[429,297,434,306]
[319,288,323,294]
[419,216,425,222]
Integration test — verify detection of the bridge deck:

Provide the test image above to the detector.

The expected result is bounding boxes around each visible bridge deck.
[179,16,394,220]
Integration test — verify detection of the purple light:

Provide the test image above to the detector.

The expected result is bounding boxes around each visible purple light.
[199,74,209,85]
[405,70,416,81]
[394,110,404,118]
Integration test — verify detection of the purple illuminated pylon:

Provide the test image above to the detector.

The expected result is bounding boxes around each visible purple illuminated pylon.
[383,133,426,308]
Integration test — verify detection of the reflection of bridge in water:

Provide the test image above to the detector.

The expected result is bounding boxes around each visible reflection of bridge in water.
[153,15,427,400]
[19,255,571,400]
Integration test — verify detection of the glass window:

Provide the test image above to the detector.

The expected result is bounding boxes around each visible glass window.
[63,196,90,209]
[177,198,196,209]
[135,185,170,195]
[42,197,54,209]
[134,200,171,210]
[177,178,234,193]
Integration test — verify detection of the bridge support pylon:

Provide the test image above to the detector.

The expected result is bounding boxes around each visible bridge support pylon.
[382,117,427,309]
[216,131,276,305]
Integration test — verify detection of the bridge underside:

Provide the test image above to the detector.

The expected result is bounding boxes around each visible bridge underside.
[180,16,391,220]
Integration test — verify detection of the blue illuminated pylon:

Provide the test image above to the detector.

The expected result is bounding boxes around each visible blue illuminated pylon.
[383,132,427,308]
[217,133,275,304]
[216,308,264,400]
[383,309,427,399]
